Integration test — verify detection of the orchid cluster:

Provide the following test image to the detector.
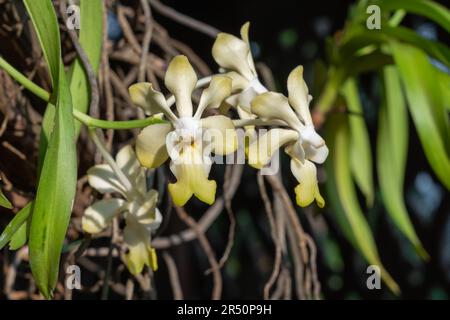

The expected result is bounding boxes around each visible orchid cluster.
[84,22,328,275]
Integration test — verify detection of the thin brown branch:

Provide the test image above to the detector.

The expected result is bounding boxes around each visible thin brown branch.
[258,173,282,300]
[162,252,183,300]
[149,0,220,38]
[174,206,222,300]
[139,0,154,82]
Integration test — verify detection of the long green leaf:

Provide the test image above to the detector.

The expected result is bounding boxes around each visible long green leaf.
[69,0,103,136]
[9,218,28,250]
[326,116,399,294]
[378,66,428,259]
[30,65,77,300]
[382,25,450,68]
[340,26,450,68]
[437,68,450,112]
[379,0,450,33]
[0,202,33,249]
[0,189,12,209]
[342,78,374,207]
[391,41,450,190]
[24,0,78,299]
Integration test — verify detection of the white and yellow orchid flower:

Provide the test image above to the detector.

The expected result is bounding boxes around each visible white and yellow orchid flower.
[248,66,328,208]
[82,145,162,275]
[212,22,268,114]
[129,55,238,207]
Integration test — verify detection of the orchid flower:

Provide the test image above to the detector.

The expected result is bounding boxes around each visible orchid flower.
[82,145,162,275]
[248,66,329,208]
[212,22,268,118]
[129,55,238,207]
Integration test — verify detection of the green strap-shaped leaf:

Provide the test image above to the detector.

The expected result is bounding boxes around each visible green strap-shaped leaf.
[383,26,450,68]
[437,68,450,112]
[378,66,428,259]
[0,202,33,249]
[342,78,374,207]
[30,64,77,300]
[391,41,450,190]
[38,0,103,168]
[378,0,450,33]
[69,0,103,136]
[9,218,28,250]
[24,0,78,299]
[23,0,60,85]
[0,189,12,209]
[326,116,399,294]
[340,26,450,69]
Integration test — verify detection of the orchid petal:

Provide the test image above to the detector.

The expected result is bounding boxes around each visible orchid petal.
[212,32,255,80]
[247,128,298,169]
[88,164,127,197]
[82,198,125,234]
[201,115,238,155]
[123,217,158,275]
[240,22,257,75]
[224,71,249,92]
[128,189,158,223]
[251,92,303,129]
[129,82,176,121]
[165,55,197,118]
[304,143,329,164]
[195,75,232,119]
[168,146,216,206]
[290,159,324,208]
[136,123,173,169]
[285,140,306,163]
[302,124,326,148]
[116,145,146,194]
[287,66,313,125]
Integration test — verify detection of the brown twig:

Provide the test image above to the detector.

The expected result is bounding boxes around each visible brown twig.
[205,165,236,275]
[162,251,183,300]
[174,206,222,300]
[139,0,154,82]
[148,0,220,38]
[257,173,282,300]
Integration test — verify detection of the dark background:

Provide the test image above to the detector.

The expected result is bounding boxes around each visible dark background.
[0,0,448,300]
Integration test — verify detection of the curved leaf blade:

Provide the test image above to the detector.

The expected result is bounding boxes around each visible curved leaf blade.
[24,0,78,299]
[69,0,103,136]
[378,0,450,33]
[0,189,12,209]
[391,41,450,190]
[326,116,400,294]
[378,66,428,259]
[0,202,33,250]
[342,78,374,207]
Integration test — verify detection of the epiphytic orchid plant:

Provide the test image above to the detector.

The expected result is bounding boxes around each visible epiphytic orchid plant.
[0,0,448,300]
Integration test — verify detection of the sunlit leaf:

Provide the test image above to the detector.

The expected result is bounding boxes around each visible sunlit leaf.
[69,0,103,136]
[341,78,374,207]
[0,202,33,250]
[0,189,12,209]
[9,219,28,251]
[378,66,428,259]
[391,41,450,190]
[24,0,78,299]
